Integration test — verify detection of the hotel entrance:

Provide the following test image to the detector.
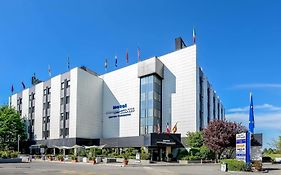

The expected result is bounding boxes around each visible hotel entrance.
[148,133,181,161]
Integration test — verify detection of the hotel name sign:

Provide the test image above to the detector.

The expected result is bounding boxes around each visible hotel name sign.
[106,103,135,119]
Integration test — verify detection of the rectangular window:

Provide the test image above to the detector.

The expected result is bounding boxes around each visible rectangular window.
[66,96,70,104]
[61,82,64,90]
[66,80,70,88]
[65,112,69,120]
[60,113,64,120]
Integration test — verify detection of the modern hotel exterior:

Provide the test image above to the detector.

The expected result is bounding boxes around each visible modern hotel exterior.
[10,39,224,158]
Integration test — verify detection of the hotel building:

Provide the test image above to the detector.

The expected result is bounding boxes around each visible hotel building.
[10,38,224,159]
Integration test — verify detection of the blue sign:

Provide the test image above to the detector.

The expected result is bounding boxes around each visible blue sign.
[236,133,247,162]
[106,104,135,119]
[236,132,251,163]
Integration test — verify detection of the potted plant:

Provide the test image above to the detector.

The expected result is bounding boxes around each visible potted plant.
[89,157,96,164]
[71,155,78,163]
[123,152,129,166]
[57,154,64,161]
[46,154,52,161]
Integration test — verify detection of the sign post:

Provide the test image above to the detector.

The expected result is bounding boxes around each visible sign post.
[236,132,247,162]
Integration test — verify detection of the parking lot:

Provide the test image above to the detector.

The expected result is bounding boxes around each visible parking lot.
[0,161,280,175]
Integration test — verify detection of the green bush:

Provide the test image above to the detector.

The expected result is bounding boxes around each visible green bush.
[0,151,19,159]
[178,149,189,160]
[199,146,215,159]
[189,148,200,156]
[221,159,247,171]
[181,156,189,160]
[140,147,150,160]
[188,155,201,160]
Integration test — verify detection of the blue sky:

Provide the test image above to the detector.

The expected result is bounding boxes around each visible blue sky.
[0,0,280,147]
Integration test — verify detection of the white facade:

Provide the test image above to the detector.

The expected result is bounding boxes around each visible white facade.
[10,44,224,146]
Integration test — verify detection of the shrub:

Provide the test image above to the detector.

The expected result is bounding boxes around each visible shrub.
[71,154,77,161]
[0,151,19,159]
[57,154,64,161]
[140,147,150,160]
[189,148,200,156]
[199,146,215,159]
[188,155,201,160]
[177,149,189,160]
[221,159,247,171]
[9,151,19,158]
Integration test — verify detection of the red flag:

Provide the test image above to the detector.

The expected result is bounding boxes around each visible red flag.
[166,123,171,134]
[137,47,140,62]
[11,85,14,93]
[126,49,129,63]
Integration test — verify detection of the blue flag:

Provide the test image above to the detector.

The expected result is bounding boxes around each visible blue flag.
[249,93,255,133]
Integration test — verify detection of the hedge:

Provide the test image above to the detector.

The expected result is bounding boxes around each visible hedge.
[221,159,247,171]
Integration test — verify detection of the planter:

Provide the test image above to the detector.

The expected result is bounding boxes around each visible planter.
[82,157,88,163]
[140,159,150,164]
[89,160,96,164]
[179,160,188,164]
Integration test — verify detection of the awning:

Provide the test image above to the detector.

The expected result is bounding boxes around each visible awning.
[84,144,106,149]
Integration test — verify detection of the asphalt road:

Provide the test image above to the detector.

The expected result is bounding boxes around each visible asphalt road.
[0,161,280,175]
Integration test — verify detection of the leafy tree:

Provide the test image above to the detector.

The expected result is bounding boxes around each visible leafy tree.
[0,106,26,150]
[203,120,245,160]
[186,131,203,148]
[272,135,281,153]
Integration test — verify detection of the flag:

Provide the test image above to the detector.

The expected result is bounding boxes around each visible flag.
[11,84,14,93]
[115,55,118,67]
[21,82,26,89]
[126,49,129,63]
[137,47,140,62]
[104,58,108,71]
[67,57,70,70]
[249,93,255,133]
[192,28,196,44]
[48,64,51,77]
[166,122,171,134]
[172,122,178,134]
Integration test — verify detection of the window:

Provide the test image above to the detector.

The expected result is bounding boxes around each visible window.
[140,75,162,135]
[60,113,64,120]
[60,98,64,105]
[66,80,70,88]
[66,96,70,104]
[61,82,64,90]
[65,112,69,120]
[65,128,69,136]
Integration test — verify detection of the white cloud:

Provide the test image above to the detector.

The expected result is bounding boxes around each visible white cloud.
[226,110,281,129]
[233,83,281,89]
[227,104,281,113]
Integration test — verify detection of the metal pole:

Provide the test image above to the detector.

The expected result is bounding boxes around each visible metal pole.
[17,135,20,152]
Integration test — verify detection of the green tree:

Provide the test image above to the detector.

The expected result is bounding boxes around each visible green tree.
[186,131,203,148]
[273,135,281,153]
[0,106,26,150]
